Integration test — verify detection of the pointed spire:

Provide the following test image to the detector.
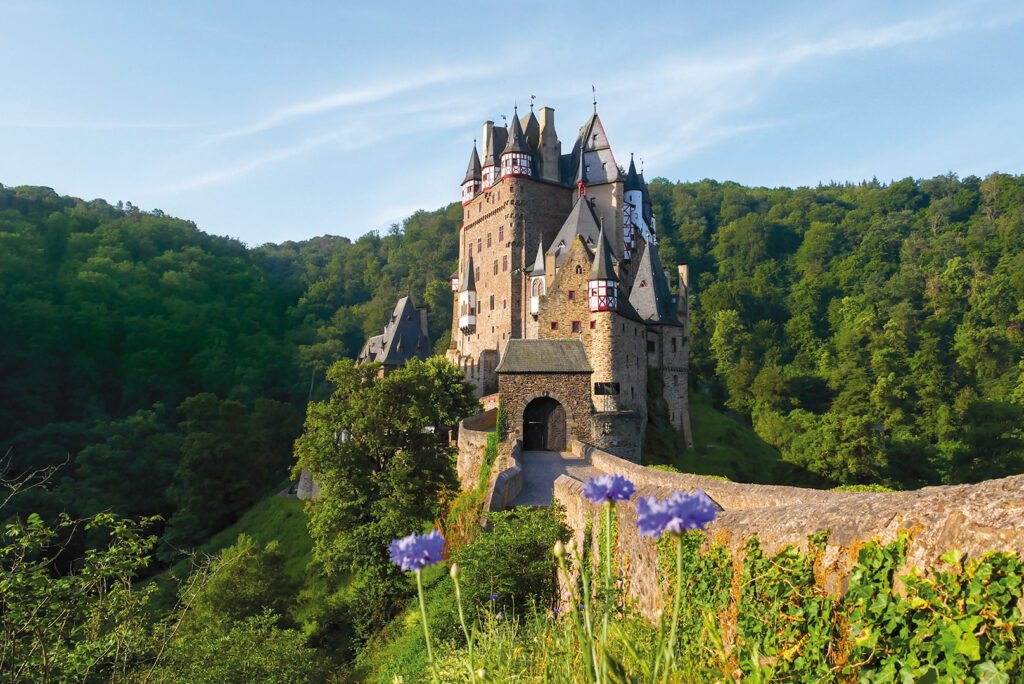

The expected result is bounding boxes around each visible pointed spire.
[463,141,482,184]
[625,153,642,192]
[459,254,476,293]
[503,105,528,154]
[590,225,617,281]
[531,241,545,275]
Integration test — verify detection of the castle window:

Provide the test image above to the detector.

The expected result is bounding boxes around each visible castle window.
[502,255,507,272]
[477,302,481,313]
[572,321,582,333]
[647,340,655,353]
[575,265,583,275]
[476,267,480,281]
[590,320,596,330]
[478,238,483,252]
[671,337,677,352]
[639,280,647,288]
[550,322,558,331]
[503,298,507,309]
[487,233,492,248]
[490,295,494,310]
[499,227,504,242]
[493,260,498,275]
[594,382,619,396]
[568,290,576,301]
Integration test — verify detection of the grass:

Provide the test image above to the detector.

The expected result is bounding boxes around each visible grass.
[150,487,312,611]
[645,390,823,486]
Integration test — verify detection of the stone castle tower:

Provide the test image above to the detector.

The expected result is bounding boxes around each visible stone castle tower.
[446,102,693,460]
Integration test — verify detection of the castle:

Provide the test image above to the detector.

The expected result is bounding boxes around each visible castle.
[446,103,693,461]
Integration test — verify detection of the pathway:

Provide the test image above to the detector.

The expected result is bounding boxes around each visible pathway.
[510,450,601,507]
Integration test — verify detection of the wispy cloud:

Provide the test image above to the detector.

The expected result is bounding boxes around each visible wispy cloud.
[0,120,202,131]
[613,5,1024,167]
[211,64,495,142]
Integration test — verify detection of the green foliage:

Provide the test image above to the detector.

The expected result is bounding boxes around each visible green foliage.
[845,542,1024,682]
[295,356,477,637]
[0,512,158,683]
[647,173,1024,486]
[164,394,301,550]
[179,534,299,628]
[146,612,328,684]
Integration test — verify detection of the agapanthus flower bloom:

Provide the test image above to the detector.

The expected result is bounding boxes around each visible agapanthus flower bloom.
[583,474,635,504]
[636,489,717,538]
[389,529,445,572]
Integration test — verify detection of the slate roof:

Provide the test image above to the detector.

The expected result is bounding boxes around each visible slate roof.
[459,254,476,293]
[503,110,528,154]
[463,144,481,183]
[547,198,602,266]
[624,155,642,192]
[357,296,431,367]
[495,339,593,374]
[529,241,545,275]
[628,238,680,326]
[590,226,617,281]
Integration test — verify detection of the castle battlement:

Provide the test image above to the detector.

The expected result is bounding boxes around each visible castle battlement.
[448,103,693,460]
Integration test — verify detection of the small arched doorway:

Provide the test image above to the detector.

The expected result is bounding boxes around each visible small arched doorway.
[522,397,567,451]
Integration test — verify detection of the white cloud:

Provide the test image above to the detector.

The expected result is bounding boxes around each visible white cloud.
[211,64,496,142]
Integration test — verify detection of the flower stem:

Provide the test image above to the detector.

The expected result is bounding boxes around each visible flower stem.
[416,570,437,681]
[662,535,684,682]
[453,572,477,684]
[602,502,613,682]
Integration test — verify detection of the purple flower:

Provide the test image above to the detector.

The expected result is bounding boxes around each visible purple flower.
[583,474,635,504]
[636,489,717,539]
[489,593,499,601]
[389,530,445,572]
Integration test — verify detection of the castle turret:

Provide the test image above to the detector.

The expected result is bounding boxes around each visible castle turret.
[623,154,642,263]
[501,107,533,178]
[458,254,477,334]
[529,240,545,316]
[588,226,618,312]
[462,142,482,205]
[481,121,499,189]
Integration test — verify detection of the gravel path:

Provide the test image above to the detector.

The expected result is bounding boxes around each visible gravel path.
[510,450,601,507]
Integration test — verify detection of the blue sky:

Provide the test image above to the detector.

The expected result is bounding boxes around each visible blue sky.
[2,1,1022,246]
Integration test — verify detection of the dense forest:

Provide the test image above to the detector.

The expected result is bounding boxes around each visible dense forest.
[3,173,1023,542]
[2,173,1023,680]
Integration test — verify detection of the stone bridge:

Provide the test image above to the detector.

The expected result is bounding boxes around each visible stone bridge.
[456,414,1024,618]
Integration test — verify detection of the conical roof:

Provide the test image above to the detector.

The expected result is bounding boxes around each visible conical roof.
[625,154,641,192]
[522,110,540,154]
[503,108,528,155]
[530,241,545,275]
[458,254,476,293]
[463,143,482,184]
[590,225,618,281]
[639,171,653,223]
[628,237,677,324]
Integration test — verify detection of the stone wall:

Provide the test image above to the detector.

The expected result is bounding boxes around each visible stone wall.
[456,409,496,490]
[588,411,643,462]
[483,439,524,511]
[537,237,593,347]
[557,441,1024,619]
[499,372,592,447]
[455,175,571,372]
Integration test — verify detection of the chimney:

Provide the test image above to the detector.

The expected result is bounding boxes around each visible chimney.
[419,307,429,339]
[538,106,561,183]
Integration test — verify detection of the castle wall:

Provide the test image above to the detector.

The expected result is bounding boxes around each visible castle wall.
[455,409,497,490]
[454,175,571,392]
[536,237,593,350]
[648,324,688,434]
[498,371,592,449]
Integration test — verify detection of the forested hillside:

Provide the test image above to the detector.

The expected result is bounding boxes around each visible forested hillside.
[646,173,1024,487]
[2,173,1022,546]
[0,184,459,554]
